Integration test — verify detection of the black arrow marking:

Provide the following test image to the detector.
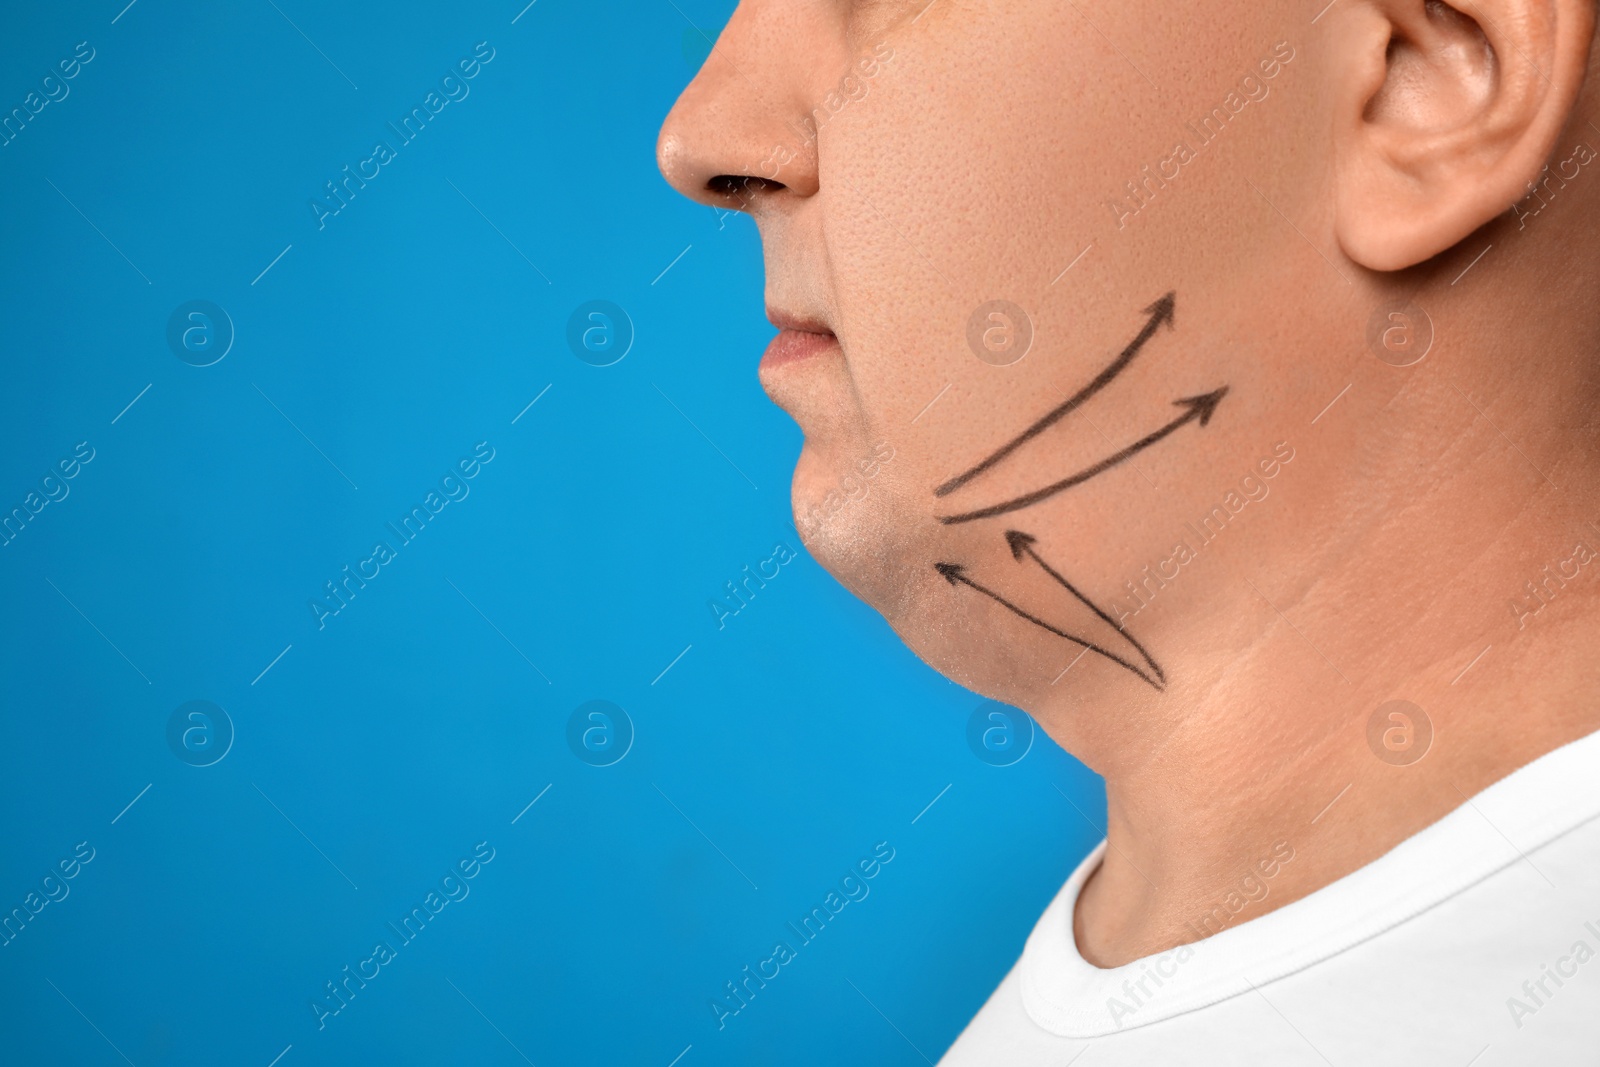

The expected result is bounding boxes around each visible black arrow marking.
[935,562,1163,690]
[935,292,1176,498]
[1005,530,1164,685]
[937,387,1229,526]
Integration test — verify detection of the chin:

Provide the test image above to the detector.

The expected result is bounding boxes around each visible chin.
[788,437,1162,730]
[885,562,1154,753]
[788,437,919,614]
[786,438,1005,685]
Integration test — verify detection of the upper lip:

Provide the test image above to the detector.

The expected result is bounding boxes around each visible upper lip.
[766,306,835,335]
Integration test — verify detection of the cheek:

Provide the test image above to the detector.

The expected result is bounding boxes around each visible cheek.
[771,4,1263,723]
[818,14,1127,465]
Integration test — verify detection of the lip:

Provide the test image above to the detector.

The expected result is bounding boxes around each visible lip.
[761,328,840,370]
[762,307,839,371]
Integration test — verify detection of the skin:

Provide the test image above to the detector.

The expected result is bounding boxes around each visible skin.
[658,0,1600,968]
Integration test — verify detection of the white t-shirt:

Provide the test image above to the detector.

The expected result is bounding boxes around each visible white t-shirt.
[941,728,1600,1065]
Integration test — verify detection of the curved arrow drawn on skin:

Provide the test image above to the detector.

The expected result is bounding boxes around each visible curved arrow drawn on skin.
[1005,529,1164,685]
[935,561,1164,690]
[937,387,1229,526]
[934,292,1176,498]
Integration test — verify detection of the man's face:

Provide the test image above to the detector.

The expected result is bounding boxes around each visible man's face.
[660,1,1338,744]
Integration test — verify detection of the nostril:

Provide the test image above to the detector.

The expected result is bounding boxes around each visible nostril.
[707,174,786,202]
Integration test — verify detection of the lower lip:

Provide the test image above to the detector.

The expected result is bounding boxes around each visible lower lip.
[761,329,840,371]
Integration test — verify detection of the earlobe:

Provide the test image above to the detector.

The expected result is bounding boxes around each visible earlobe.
[1333,0,1596,271]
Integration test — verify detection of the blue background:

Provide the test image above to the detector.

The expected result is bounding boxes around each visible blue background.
[0,2,1103,1064]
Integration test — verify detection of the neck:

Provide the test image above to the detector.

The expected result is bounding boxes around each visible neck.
[1068,311,1600,967]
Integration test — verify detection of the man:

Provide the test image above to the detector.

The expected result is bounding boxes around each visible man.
[658,0,1600,1061]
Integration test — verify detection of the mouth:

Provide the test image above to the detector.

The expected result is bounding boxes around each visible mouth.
[761,307,840,371]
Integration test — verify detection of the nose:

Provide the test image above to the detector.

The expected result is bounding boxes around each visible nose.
[656,5,824,215]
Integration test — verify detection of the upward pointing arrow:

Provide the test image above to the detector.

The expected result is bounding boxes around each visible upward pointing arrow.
[935,561,1163,689]
[1004,530,1164,685]
[935,292,1176,498]
[938,386,1228,526]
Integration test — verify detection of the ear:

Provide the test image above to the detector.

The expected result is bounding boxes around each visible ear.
[1333,0,1596,271]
